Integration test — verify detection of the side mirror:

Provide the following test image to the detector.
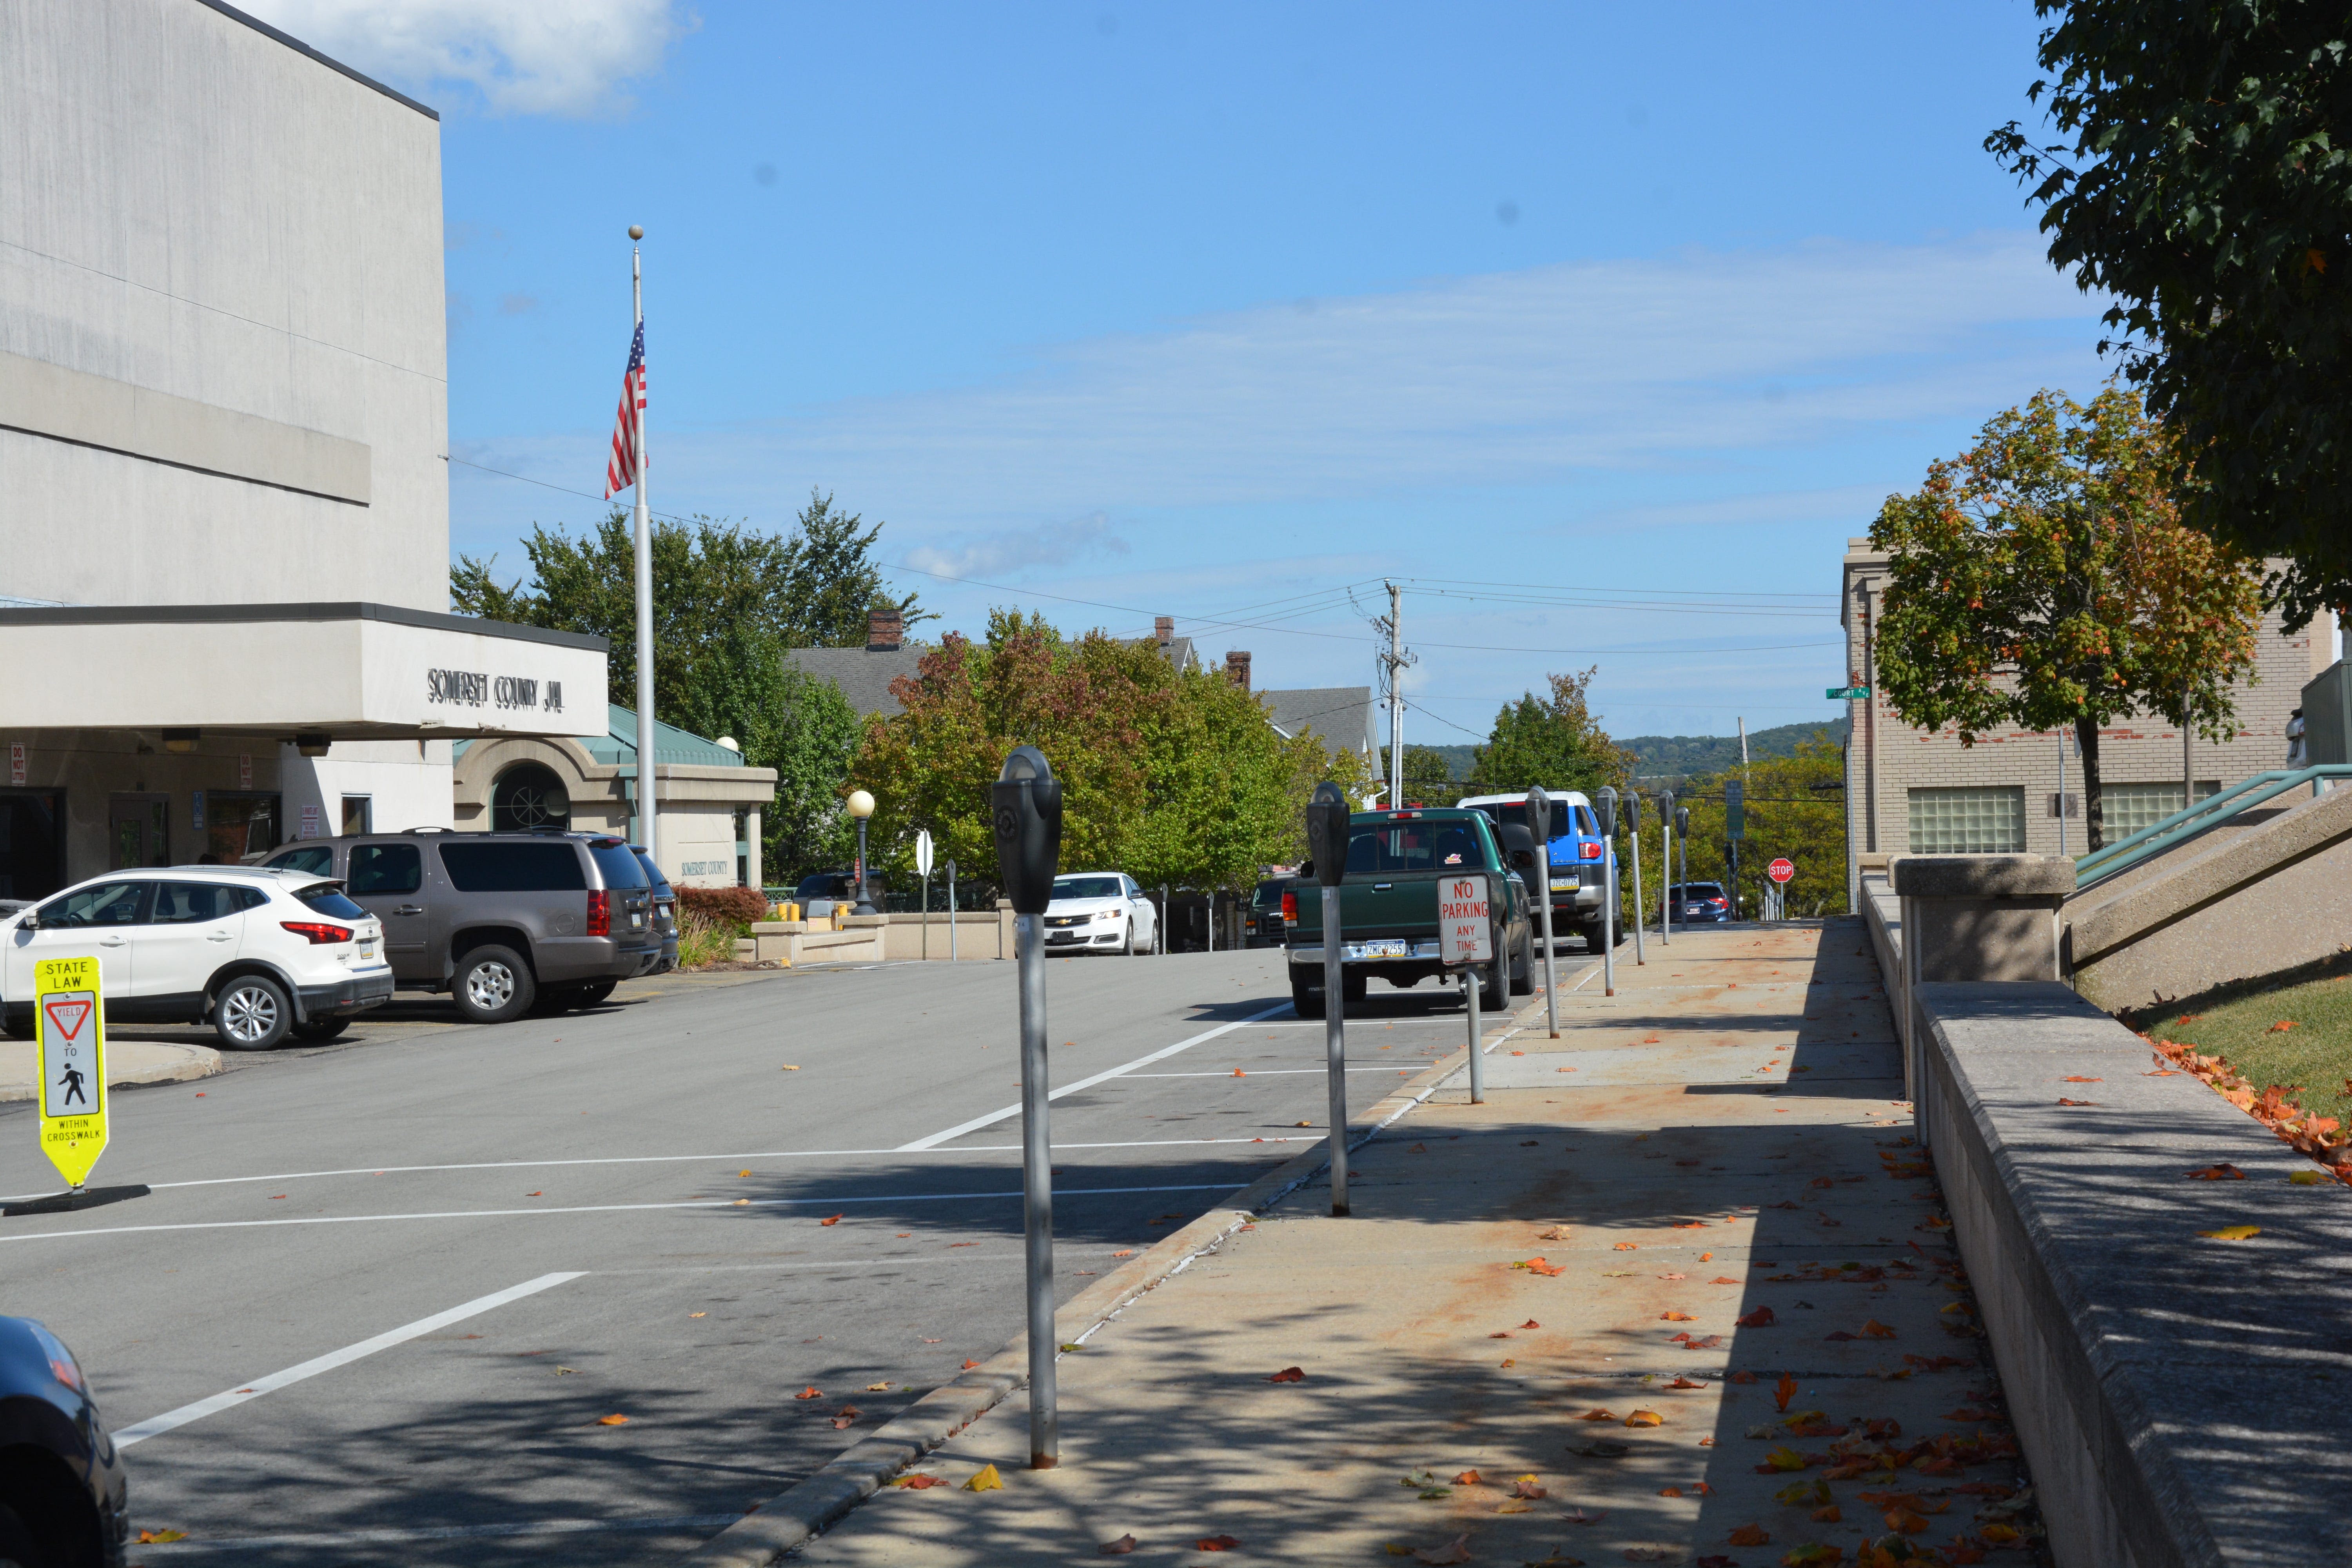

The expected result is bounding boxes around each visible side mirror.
[14,912,34,931]
[1510,848,1536,869]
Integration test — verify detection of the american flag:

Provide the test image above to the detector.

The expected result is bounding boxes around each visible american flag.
[603,320,647,498]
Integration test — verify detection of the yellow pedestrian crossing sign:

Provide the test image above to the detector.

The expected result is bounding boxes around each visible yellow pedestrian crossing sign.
[36,956,109,1189]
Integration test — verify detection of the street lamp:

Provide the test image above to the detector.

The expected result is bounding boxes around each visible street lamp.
[846,788,878,915]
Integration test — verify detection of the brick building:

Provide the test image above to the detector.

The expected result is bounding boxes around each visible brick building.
[1839,538,2339,892]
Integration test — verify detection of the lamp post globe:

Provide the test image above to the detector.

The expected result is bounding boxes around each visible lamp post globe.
[846,789,878,915]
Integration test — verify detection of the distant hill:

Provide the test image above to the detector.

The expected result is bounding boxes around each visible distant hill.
[1408,744,1481,781]
[1624,718,1849,780]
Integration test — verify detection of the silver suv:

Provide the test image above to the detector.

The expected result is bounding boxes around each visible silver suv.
[261,831,660,1024]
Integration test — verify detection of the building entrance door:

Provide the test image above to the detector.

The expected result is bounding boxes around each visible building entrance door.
[110,795,171,870]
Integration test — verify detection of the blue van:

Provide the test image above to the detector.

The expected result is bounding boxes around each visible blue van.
[1456,791,1622,950]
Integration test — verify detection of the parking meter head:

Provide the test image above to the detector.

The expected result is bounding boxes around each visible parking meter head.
[1595,786,1617,838]
[1524,789,1550,844]
[992,746,1064,914]
[1676,806,1690,837]
[1307,782,1351,887]
[1623,791,1642,831]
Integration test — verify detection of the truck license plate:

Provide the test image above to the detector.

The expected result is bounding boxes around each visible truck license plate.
[1344,939,1410,960]
[1548,876,1577,891]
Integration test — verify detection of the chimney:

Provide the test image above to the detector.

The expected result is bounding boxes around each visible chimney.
[1224,650,1252,690]
[867,606,903,651]
[1154,615,1173,645]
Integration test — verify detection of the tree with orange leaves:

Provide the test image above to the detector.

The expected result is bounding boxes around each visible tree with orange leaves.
[1870,386,2263,851]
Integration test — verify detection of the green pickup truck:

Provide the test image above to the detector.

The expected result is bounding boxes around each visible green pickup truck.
[1283,807,1537,1019]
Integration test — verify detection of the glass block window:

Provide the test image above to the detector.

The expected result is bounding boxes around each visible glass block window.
[1907,786,2026,853]
[2100,781,2220,839]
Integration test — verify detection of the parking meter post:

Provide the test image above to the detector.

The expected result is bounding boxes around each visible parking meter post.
[1659,791,1673,946]
[1595,787,1618,997]
[992,745,1064,1470]
[1465,958,1484,1102]
[1625,791,1646,966]
[1527,789,1558,1038]
[1306,782,1352,1215]
[948,860,958,962]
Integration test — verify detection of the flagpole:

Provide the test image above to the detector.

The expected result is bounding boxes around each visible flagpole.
[630,224,658,873]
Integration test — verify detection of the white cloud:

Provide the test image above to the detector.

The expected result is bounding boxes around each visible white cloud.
[241,0,688,116]
[902,513,1130,581]
[656,231,2107,523]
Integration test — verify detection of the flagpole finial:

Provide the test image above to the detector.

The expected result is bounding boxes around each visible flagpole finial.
[628,225,644,240]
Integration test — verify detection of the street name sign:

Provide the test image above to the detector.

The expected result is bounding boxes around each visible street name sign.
[36,956,108,1189]
[1438,874,1493,964]
[1768,858,1795,884]
[1826,686,1870,699]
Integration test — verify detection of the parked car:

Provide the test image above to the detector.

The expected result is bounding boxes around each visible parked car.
[0,1315,127,1568]
[1,866,391,1050]
[1455,791,1620,950]
[1668,882,1733,924]
[1042,873,1159,955]
[790,869,866,920]
[1283,806,1537,1018]
[631,845,679,975]
[260,831,660,1024]
[1242,878,1291,948]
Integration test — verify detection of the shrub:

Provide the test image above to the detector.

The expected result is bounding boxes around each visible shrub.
[674,908,739,969]
[677,885,769,931]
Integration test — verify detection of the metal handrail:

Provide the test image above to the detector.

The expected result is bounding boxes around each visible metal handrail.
[2074,765,2352,887]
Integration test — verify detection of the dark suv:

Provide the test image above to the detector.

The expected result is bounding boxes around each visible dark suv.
[262,831,660,1023]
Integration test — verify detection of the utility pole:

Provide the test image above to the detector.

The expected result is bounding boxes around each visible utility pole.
[1385,582,1405,807]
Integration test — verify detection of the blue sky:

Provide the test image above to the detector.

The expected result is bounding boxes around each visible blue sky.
[256,0,2109,746]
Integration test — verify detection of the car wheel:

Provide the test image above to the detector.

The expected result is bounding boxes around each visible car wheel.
[0,1500,43,1568]
[1477,953,1507,1012]
[213,975,293,1051]
[1289,971,1325,1019]
[292,1015,351,1043]
[1510,927,1535,995]
[454,945,535,1025]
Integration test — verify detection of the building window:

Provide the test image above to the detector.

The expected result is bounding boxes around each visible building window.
[0,790,66,902]
[203,793,279,863]
[2100,781,2220,840]
[491,762,570,832]
[341,795,372,835]
[1907,786,2026,853]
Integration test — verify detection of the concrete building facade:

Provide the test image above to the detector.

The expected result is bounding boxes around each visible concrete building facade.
[0,0,616,898]
[1840,537,2339,873]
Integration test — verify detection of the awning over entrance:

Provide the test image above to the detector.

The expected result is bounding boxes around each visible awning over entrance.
[0,602,607,741]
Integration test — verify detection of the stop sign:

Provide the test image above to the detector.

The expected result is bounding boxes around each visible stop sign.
[1767,858,1795,884]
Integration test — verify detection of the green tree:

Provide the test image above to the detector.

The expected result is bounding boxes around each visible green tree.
[1869,388,2265,851]
[761,668,862,878]
[850,611,1369,896]
[1468,668,1633,799]
[1987,6,2352,627]
[1631,740,1849,918]
[1401,744,1464,807]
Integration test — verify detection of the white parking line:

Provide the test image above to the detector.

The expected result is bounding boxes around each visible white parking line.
[110,1271,586,1448]
[6,1182,1240,1249]
[0,1136,1319,1204]
[1123,1065,1443,1078]
[897,1002,1296,1151]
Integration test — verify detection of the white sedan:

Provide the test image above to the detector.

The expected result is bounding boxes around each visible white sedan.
[1040,873,1158,955]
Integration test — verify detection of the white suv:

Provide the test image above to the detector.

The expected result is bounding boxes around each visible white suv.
[0,867,392,1051]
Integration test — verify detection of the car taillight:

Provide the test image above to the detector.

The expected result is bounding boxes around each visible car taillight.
[281,921,352,945]
[1579,842,1602,860]
[1281,890,1298,922]
[587,889,610,937]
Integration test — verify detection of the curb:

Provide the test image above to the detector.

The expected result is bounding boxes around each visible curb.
[0,1041,222,1103]
[676,988,1558,1567]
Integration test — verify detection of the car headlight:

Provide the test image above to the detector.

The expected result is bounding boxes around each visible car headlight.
[27,1320,83,1394]
[1095,909,1122,922]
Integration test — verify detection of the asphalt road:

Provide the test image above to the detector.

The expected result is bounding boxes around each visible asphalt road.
[0,942,1597,1566]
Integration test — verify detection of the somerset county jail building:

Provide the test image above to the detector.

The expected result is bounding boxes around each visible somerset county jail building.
[0,0,768,901]
[1839,537,2340,873]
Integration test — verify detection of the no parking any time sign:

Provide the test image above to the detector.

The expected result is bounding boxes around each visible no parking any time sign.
[1439,874,1493,964]
[36,956,109,1188]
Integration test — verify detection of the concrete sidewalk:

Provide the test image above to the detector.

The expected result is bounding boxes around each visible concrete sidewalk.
[0,1037,220,1102]
[795,922,2042,1566]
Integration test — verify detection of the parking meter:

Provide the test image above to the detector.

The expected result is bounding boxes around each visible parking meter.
[1676,806,1689,837]
[993,743,1063,1468]
[1623,791,1642,832]
[1593,788,1618,994]
[1595,786,1617,838]
[1659,791,1676,943]
[1307,781,1352,1215]
[993,745,1063,915]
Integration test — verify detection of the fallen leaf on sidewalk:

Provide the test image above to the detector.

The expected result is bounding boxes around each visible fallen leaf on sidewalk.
[1809,1504,1842,1523]
[1410,1143,1428,1152]
[739,1169,752,1177]
[689,1312,706,1318]
[527,1191,542,1197]
[893,1474,945,1488]
[1759,1446,1806,1473]
[1112,1249,1135,1256]
[963,1465,1003,1492]
[867,1381,892,1391]
[135,1531,187,1544]
[1727,1523,1769,1546]
[1737,1306,1777,1327]
[1512,1477,1547,1499]
[1859,1319,1898,1338]
[1100,1533,1140,1554]
[2146,1069,2181,1076]
[794,1387,823,1399]
[2062,1076,2102,1084]
[1661,1311,1697,1321]
[1232,1069,1247,1076]
[1683,1334,1724,1349]
[733,1199,750,1207]
[830,1407,861,1429]
[2057,1098,2097,1107]
[597,1414,630,1425]
[2185,1163,2246,1180]
[1196,1534,1242,1552]
[820,1214,845,1225]
[1454,1469,1483,1485]
[1659,1272,1688,1281]
[1411,1536,1471,1564]
[1577,1408,1618,1421]
[1659,1486,1683,1497]
[1624,1409,1664,1427]
[1515,1258,1566,1276]
[1268,1367,1306,1382]
[1538,1227,1572,1240]
[2197,1225,2261,1240]
[781,1064,800,1070]
[1520,1319,1541,1328]
[1561,1508,1607,1525]
[1728,1370,1757,1384]
[1613,1242,1639,1252]
[1710,1277,1741,1285]
[1665,1376,1707,1389]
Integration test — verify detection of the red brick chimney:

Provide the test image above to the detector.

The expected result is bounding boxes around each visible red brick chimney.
[867,606,903,651]
[1154,615,1174,645]
[1224,650,1252,690]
